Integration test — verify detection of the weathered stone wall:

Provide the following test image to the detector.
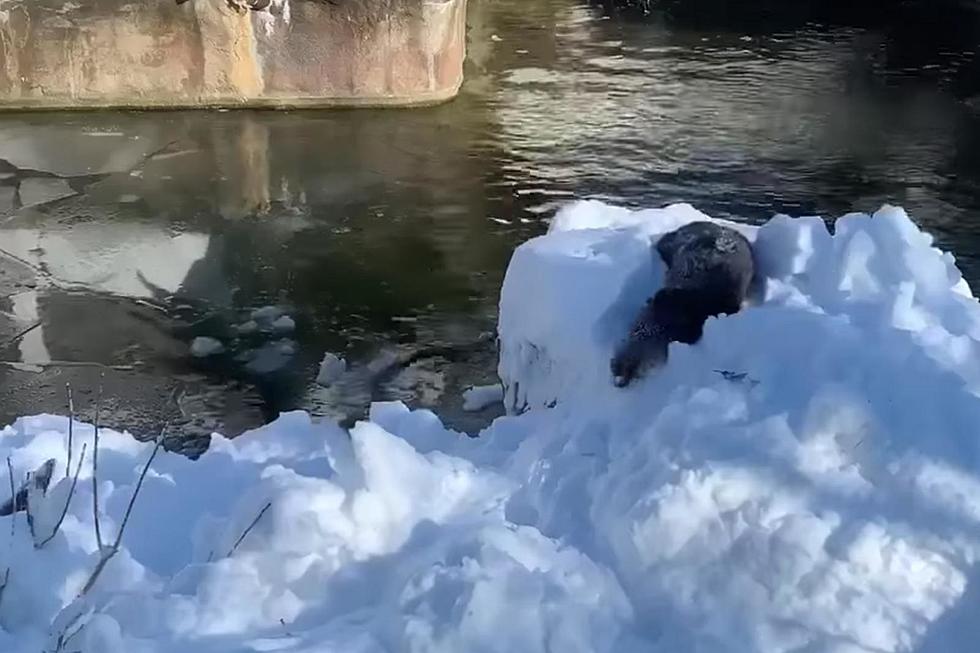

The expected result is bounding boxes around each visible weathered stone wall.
[0,0,466,109]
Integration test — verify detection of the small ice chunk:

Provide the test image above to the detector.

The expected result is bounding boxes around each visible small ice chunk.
[272,315,296,332]
[119,194,140,204]
[316,352,347,387]
[251,306,284,323]
[246,339,296,374]
[462,384,504,411]
[190,336,225,358]
[235,320,259,335]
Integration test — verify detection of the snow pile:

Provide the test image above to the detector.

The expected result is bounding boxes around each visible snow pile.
[315,352,347,387]
[462,384,504,412]
[0,412,630,653]
[3,200,980,652]
[491,201,980,651]
[191,336,225,358]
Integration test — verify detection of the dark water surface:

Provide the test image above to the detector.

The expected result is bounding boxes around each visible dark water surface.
[2,0,979,451]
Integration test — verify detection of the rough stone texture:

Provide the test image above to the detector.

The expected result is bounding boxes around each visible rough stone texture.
[0,0,467,109]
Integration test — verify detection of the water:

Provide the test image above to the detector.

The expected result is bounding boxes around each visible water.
[1,0,979,451]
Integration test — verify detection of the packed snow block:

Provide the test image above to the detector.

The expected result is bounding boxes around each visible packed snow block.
[498,201,756,413]
[498,201,980,413]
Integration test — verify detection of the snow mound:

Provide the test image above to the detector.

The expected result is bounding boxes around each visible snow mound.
[462,384,504,412]
[3,201,980,653]
[191,336,225,358]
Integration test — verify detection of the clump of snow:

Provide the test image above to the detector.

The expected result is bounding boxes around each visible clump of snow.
[462,383,504,411]
[234,319,259,335]
[250,305,284,323]
[243,338,296,375]
[190,336,225,358]
[4,201,980,653]
[271,315,295,333]
[246,306,297,336]
[316,352,347,387]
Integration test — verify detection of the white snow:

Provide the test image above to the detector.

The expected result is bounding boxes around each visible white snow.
[244,339,296,375]
[234,320,259,336]
[250,306,284,323]
[462,384,504,412]
[190,336,225,358]
[315,352,347,387]
[271,315,296,333]
[3,201,980,653]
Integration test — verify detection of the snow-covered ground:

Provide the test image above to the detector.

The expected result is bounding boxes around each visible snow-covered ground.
[3,200,980,652]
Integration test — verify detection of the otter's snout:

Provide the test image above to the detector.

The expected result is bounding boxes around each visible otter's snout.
[610,335,667,387]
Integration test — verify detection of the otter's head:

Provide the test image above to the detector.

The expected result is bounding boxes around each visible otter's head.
[610,331,668,387]
[609,288,709,387]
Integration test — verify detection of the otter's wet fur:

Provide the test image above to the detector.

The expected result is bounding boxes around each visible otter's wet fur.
[610,221,755,387]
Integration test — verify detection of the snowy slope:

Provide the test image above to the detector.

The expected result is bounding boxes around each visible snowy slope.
[3,201,980,652]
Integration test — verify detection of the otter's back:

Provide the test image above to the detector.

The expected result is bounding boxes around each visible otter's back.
[655,221,754,305]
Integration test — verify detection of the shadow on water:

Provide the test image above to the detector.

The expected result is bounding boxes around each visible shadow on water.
[2,0,980,451]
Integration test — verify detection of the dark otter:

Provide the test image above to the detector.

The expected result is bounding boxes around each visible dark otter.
[610,221,754,387]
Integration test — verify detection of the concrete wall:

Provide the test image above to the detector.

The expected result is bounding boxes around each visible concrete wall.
[0,0,467,109]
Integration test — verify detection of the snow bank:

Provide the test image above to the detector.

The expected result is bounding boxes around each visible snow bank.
[3,200,980,653]
[462,384,504,412]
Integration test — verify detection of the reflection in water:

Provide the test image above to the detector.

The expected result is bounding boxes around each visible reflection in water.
[2,0,980,446]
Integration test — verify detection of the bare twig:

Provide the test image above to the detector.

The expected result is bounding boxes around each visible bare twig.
[227,502,272,558]
[91,379,104,552]
[37,444,88,549]
[124,138,179,176]
[65,383,74,481]
[47,602,90,653]
[58,619,87,652]
[0,319,42,353]
[6,458,14,540]
[24,473,36,542]
[112,437,162,552]
[0,360,136,372]
[0,567,10,610]
[0,458,14,609]
[79,432,163,597]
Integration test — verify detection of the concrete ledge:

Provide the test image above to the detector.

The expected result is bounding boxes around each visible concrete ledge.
[0,0,467,110]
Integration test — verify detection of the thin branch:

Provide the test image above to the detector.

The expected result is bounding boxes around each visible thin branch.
[58,619,87,652]
[6,458,14,539]
[65,383,74,481]
[37,444,88,549]
[79,431,163,597]
[91,379,104,552]
[111,435,162,551]
[0,567,9,610]
[124,138,179,176]
[24,472,36,542]
[48,603,89,653]
[0,458,13,609]
[0,319,42,353]
[78,553,112,597]
[0,360,136,372]
[227,502,272,558]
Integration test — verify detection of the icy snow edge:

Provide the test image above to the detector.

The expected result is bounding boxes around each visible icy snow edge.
[1,201,980,653]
